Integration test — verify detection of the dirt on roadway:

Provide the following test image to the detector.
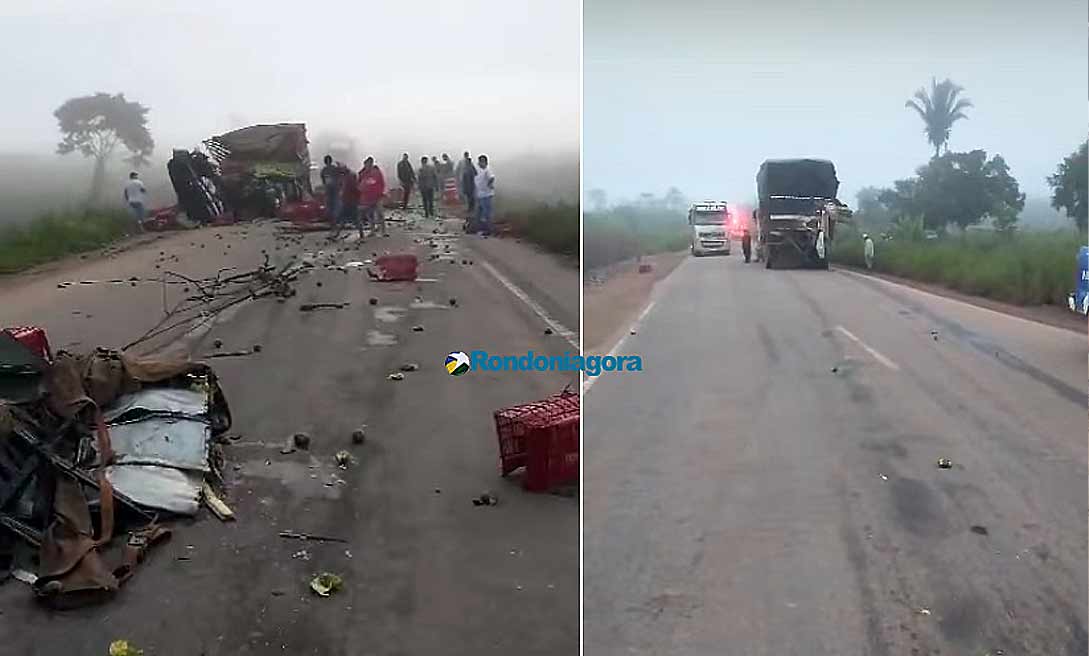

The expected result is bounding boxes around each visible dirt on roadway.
[0,209,579,656]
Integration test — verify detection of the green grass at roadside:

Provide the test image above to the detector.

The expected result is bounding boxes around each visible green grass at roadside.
[0,208,137,273]
[583,208,688,270]
[495,198,579,257]
[832,227,1086,306]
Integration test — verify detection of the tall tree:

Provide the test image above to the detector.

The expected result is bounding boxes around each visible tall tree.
[663,186,687,212]
[879,150,1024,229]
[855,186,892,229]
[55,93,154,203]
[1047,141,1088,231]
[905,78,973,158]
[587,188,608,212]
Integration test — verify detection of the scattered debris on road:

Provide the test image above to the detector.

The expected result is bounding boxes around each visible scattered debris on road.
[351,427,366,445]
[495,390,579,492]
[937,458,953,469]
[292,549,311,561]
[400,363,420,372]
[930,330,939,341]
[971,525,989,536]
[109,640,143,656]
[293,432,311,450]
[544,327,553,335]
[368,254,419,282]
[309,572,343,597]
[335,451,354,469]
[202,482,235,521]
[388,372,405,381]
[0,330,235,608]
[411,325,424,332]
[278,530,348,544]
[472,492,499,507]
[205,348,257,359]
[299,302,349,312]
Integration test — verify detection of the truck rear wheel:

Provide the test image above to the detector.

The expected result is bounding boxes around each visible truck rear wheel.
[765,248,775,269]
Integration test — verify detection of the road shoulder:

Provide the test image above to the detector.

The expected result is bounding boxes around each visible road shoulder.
[835,264,1086,335]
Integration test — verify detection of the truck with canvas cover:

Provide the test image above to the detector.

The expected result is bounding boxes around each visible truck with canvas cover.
[755,158,851,269]
[203,123,313,220]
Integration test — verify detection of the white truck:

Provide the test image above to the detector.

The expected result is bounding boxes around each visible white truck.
[688,201,732,257]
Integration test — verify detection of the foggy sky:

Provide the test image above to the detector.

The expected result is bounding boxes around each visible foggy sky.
[1,0,579,168]
[584,0,1087,206]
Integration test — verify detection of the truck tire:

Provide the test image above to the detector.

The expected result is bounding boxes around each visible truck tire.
[765,248,774,269]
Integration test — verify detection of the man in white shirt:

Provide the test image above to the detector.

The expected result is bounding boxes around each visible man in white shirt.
[474,154,496,236]
[123,171,148,231]
[863,233,875,270]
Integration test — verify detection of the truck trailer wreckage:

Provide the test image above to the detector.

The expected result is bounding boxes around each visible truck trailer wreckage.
[754,158,852,269]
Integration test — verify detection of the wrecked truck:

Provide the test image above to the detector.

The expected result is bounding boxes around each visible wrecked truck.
[204,123,314,221]
[754,159,852,269]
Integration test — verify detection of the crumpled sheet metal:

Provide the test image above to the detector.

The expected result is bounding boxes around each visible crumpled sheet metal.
[103,388,210,423]
[103,418,211,472]
[105,466,203,516]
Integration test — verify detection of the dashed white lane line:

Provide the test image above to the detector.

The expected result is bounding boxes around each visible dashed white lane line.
[582,299,657,394]
[478,259,579,351]
[836,325,901,371]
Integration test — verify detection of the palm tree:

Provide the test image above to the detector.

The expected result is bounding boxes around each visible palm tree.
[905,78,973,158]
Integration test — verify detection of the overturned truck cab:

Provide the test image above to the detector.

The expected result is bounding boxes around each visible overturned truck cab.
[755,158,851,270]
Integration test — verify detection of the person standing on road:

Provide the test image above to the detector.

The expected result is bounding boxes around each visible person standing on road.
[359,157,388,238]
[418,156,439,219]
[396,154,416,210]
[741,228,752,263]
[863,233,875,270]
[474,154,496,236]
[320,155,341,222]
[439,153,454,197]
[123,171,148,232]
[337,164,360,238]
[458,151,477,214]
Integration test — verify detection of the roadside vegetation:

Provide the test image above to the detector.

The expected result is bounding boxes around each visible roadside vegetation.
[833,222,1083,306]
[0,208,136,273]
[583,189,690,270]
[495,198,579,258]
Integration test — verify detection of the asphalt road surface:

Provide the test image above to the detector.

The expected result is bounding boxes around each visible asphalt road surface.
[584,253,1087,656]
[0,210,579,655]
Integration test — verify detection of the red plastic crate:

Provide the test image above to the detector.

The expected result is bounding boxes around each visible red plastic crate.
[494,391,579,491]
[373,254,418,282]
[3,326,52,363]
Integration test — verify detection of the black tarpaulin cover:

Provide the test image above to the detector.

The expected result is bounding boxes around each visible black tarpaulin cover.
[757,159,839,201]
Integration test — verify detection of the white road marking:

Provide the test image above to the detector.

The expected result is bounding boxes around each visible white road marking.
[478,259,579,350]
[582,299,657,394]
[836,325,901,371]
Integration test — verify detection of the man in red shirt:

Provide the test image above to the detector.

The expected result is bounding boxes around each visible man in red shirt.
[358,157,387,238]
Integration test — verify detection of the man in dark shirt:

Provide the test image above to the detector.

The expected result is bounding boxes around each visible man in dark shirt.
[320,155,340,222]
[418,156,439,219]
[396,154,416,210]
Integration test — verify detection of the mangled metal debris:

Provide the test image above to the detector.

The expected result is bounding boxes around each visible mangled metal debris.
[0,333,234,608]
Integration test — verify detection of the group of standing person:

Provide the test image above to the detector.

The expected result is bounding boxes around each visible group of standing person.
[320,150,496,238]
[453,151,496,235]
[320,156,389,241]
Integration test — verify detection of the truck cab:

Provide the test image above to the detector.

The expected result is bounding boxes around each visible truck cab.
[688,201,732,257]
